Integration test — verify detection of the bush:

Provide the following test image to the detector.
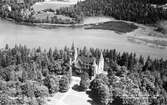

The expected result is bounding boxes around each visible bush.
[7,88,17,97]
[79,72,90,91]
[0,93,11,105]
[43,75,60,94]
[0,80,7,90]
[27,97,38,105]
[36,97,45,105]
[64,67,72,83]
[59,75,69,92]
[90,79,110,105]
[96,73,109,85]
[21,81,35,98]
[111,76,150,105]
[34,83,49,98]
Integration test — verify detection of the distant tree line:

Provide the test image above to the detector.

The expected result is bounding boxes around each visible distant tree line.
[0,0,44,22]
[137,0,167,5]
[0,0,81,24]
[57,0,167,24]
[1,0,167,24]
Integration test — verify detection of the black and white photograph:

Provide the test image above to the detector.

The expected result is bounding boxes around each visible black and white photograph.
[0,0,167,105]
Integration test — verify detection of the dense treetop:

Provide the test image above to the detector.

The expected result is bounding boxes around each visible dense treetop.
[0,44,167,105]
[57,0,167,24]
[1,0,167,24]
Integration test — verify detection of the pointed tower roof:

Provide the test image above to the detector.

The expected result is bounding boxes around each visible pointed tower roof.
[100,51,104,60]
[93,58,97,66]
[74,48,78,55]
[71,41,75,51]
[69,57,72,65]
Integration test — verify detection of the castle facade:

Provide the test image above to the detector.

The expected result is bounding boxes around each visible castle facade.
[71,48,104,79]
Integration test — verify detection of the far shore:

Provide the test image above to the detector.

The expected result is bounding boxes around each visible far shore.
[0,16,84,27]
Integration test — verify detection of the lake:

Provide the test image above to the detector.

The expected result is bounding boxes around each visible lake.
[0,18,167,59]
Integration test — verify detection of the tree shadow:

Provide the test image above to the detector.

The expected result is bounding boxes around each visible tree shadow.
[72,84,83,92]
[86,91,100,105]
[87,100,99,105]
[110,97,124,105]
[87,98,123,105]
[86,90,93,99]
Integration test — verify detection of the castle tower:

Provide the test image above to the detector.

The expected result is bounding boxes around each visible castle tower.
[69,58,72,66]
[71,41,75,51]
[92,59,98,74]
[98,51,104,74]
[74,48,78,64]
[92,58,98,80]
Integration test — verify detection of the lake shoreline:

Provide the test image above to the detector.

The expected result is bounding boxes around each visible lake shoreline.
[1,17,167,59]
[0,16,88,30]
[0,16,138,30]
[1,16,167,51]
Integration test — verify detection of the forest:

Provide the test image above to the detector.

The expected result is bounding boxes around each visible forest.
[0,44,167,105]
[0,0,44,22]
[56,0,167,24]
[140,0,167,4]
[1,0,167,25]
[0,0,81,24]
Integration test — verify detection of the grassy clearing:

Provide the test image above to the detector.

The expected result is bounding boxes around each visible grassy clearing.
[32,2,73,12]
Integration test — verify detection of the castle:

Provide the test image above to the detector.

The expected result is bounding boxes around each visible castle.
[70,48,104,79]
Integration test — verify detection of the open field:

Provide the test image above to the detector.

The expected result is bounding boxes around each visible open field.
[33,2,73,11]
[33,0,85,11]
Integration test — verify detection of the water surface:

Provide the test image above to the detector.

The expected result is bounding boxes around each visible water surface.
[0,18,167,59]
